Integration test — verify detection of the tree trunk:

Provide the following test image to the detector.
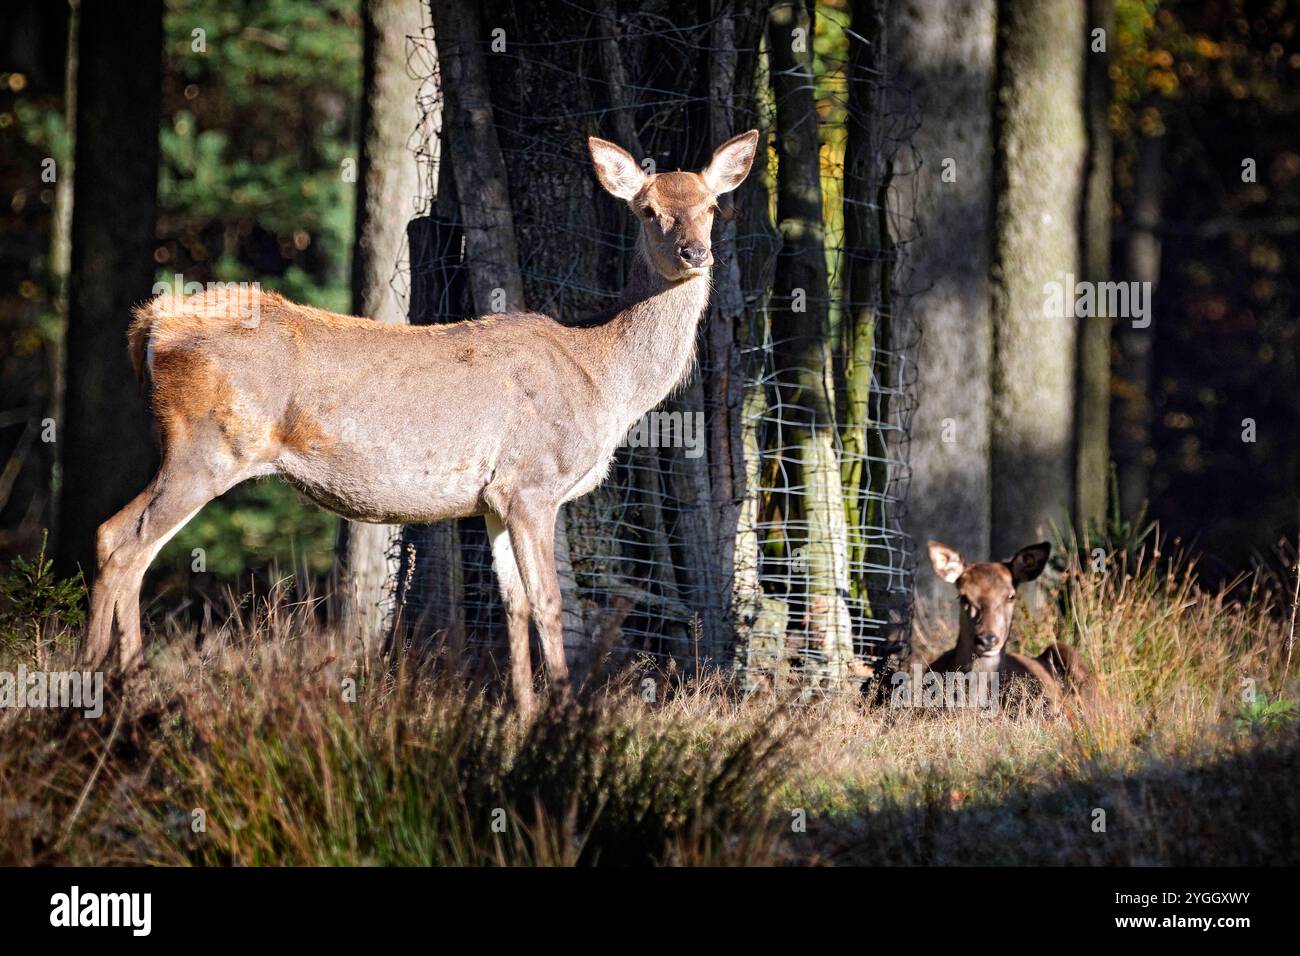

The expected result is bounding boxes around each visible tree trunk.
[46,0,78,547]
[1113,129,1164,520]
[339,0,427,650]
[888,0,997,605]
[989,0,1087,559]
[707,0,768,666]
[1075,0,1114,536]
[840,0,889,628]
[732,38,783,683]
[430,0,525,313]
[55,0,162,579]
[767,1,853,688]
[395,148,468,654]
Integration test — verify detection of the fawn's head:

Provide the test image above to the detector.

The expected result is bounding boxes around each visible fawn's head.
[927,540,1051,658]
[588,130,760,282]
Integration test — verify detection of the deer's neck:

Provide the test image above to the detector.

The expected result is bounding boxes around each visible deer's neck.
[598,241,710,423]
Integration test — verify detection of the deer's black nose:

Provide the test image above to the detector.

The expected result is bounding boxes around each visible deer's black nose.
[678,241,709,266]
[974,633,998,652]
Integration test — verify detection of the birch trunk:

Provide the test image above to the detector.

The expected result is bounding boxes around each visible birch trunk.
[339,0,426,650]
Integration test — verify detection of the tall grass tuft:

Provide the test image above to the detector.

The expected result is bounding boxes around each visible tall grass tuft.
[0,534,1296,865]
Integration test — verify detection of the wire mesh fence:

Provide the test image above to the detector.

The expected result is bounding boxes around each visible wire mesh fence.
[388,0,919,693]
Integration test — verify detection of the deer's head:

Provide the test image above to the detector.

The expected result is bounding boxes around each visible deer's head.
[927,540,1051,659]
[588,130,760,282]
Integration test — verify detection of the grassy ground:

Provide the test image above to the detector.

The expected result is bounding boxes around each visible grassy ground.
[1,546,1297,866]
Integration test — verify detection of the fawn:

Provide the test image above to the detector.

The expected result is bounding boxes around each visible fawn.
[926,540,1092,709]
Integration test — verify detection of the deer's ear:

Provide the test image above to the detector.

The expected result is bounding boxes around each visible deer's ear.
[1008,542,1051,585]
[702,129,760,195]
[588,137,646,201]
[927,541,965,584]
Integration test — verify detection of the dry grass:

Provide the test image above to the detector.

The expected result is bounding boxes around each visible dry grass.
[0,545,1296,866]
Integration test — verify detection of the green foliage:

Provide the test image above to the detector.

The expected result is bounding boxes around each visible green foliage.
[0,530,86,652]
[145,0,362,586]
[158,0,361,307]
[1236,695,1298,732]
[155,479,337,581]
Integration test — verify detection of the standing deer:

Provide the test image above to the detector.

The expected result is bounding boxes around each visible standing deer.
[925,540,1092,708]
[84,130,761,714]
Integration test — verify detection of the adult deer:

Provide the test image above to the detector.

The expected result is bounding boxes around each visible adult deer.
[84,130,760,714]
[925,540,1092,709]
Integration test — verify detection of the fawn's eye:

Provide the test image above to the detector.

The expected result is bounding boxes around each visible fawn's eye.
[1007,592,1016,602]
[640,205,657,220]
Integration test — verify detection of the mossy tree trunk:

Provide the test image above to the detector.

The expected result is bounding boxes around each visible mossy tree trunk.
[840,0,889,621]
[767,1,853,686]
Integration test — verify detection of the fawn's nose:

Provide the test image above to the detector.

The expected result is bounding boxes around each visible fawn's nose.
[678,241,710,267]
[974,632,999,653]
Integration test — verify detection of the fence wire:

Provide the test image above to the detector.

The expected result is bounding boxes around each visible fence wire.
[388,0,919,693]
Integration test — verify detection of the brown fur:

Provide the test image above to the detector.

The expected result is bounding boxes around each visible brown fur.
[926,540,1093,711]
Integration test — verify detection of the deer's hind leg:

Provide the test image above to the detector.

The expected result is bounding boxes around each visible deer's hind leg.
[85,447,238,672]
[1034,647,1097,707]
[502,498,569,692]
[1036,642,1094,698]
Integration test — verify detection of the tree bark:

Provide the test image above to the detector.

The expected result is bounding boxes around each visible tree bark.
[1113,129,1164,520]
[989,0,1087,559]
[429,0,525,313]
[767,1,854,687]
[1075,0,1114,536]
[46,0,78,548]
[840,0,888,625]
[706,0,767,666]
[395,149,468,653]
[732,37,782,682]
[888,0,997,604]
[55,0,162,578]
[339,0,427,650]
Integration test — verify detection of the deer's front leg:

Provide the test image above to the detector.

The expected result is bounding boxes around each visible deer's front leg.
[505,499,569,691]
[486,512,536,716]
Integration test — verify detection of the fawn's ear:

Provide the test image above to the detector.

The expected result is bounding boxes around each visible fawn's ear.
[1007,542,1051,585]
[588,136,647,201]
[702,129,760,195]
[927,540,965,584]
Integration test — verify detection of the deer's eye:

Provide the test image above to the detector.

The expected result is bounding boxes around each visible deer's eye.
[639,205,657,220]
[1007,592,1016,602]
